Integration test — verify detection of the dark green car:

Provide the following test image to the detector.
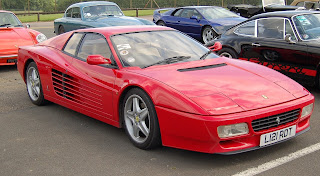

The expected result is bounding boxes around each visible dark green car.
[54,1,154,35]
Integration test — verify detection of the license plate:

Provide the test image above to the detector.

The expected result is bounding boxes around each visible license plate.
[7,59,17,63]
[260,125,296,147]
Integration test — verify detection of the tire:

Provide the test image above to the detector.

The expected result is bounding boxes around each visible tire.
[156,20,166,26]
[25,62,46,106]
[122,88,161,149]
[261,50,280,61]
[58,25,65,35]
[217,48,238,59]
[202,26,217,44]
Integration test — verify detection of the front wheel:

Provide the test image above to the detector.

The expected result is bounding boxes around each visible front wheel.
[26,62,46,105]
[217,48,238,59]
[202,26,217,44]
[122,88,161,149]
[156,21,166,26]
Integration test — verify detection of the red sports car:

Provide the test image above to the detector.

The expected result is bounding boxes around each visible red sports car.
[0,10,47,65]
[17,25,314,154]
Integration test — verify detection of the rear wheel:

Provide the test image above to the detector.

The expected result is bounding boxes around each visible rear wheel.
[218,48,238,59]
[26,62,46,105]
[122,88,161,149]
[58,25,65,35]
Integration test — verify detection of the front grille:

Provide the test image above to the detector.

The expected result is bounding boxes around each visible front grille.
[251,109,300,132]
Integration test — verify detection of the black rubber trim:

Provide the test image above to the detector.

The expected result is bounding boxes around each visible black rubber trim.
[177,63,227,72]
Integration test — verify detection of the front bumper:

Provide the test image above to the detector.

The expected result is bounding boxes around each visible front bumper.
[156,93,314,154]
[0,55,18,65]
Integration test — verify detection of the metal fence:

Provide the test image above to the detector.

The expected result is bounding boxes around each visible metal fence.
[113,0,295,8]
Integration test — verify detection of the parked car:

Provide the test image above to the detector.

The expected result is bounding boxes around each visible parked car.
[54,1,154,35]
[208,11,320,87]
[153,6,246,44]
[17,25,314,154]
[228,0,299,18]
[291,0,319,9]
[0,10,46,66]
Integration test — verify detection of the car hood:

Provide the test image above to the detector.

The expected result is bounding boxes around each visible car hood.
[129,57,308,114]
[86,16,146,26]
[209,17,246,34]
[0,27,34,55]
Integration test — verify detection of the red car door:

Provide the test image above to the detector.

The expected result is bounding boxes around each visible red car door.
[58,32,117,122]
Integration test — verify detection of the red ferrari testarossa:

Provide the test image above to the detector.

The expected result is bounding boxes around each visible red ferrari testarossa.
[0,10,46,65]
[17,25,314,154]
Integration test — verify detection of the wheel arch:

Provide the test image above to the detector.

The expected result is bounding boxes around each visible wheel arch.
[118,85,152,128]
[23,58,36,82]
[201,25,217,35]
[218,46,239,58]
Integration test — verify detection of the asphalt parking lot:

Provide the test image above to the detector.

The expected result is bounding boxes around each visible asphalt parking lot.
[1,18,320,176]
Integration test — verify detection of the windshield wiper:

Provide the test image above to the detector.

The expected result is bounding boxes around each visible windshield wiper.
[200,50,213,60]
[0,24,12,27]
[143,56,191,68]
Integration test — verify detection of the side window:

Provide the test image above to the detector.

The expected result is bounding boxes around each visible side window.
[72,7,81,18]
[180,9,194,18]
[234,20,255,36]
[285,20,297,41]
[173,9,183,17]
[66,8,72,18]
[63,33,83,55]
[257,18,284,39]
[193,10,202,19]
[296,2,304,7]
[77,33,112,61]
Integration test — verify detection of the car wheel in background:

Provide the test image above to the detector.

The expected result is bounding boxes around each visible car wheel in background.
[26,62,46,106]
[156,21,166,26]
[58,25,65,35]
[218,48,238,58]
[202,26,216,44]
[262,50,280,61]
[122,88,161,149]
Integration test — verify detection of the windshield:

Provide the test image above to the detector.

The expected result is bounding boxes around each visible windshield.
[293,13,320,40]
[263,0,285,6]
[83,5,123,19]
[197,7,239,20]
[111,30,219,68]
[0,12,22,27]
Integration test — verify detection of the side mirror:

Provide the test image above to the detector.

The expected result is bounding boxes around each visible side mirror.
[208,41,222,52]
[25,24,30,28]
[285,34,296,44]
[87,55,112,65]
[190,15,199,20]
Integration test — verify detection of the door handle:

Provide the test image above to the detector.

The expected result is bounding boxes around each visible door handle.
[252,43,260,47]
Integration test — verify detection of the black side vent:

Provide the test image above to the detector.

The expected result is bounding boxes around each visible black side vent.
[51,69,103,110]
[177,63,227,72]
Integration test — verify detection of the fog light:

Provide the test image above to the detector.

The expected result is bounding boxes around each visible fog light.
[301,103,313,119]
[217,123,249,138]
